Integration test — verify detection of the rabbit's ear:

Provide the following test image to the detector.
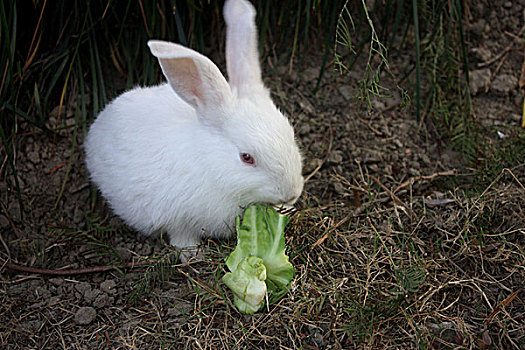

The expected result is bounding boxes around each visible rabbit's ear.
[223,0,267,97]
[148,40,233,127]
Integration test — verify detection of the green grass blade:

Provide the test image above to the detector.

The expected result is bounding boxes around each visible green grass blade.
[412,0,421,123]
[0,120,24,220]
[453,0,472,115]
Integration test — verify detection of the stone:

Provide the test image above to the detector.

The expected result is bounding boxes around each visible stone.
[468,19,488,35]
[74,282,91,295]
[338,86,353,101]
[491,74,518,94]
[100,280,117,294]
[74,307,97,325]
[469,68,491,95]
[328,150,344,164]
[27,151,40,164]
[471,47,491,62]
[84,288,100,304]
[0,215,9,229]
[49,278,64,286]
[93,294,110,308]
[302,67,320,82]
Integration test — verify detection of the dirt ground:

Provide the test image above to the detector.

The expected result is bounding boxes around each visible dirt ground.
[1,2,524,349]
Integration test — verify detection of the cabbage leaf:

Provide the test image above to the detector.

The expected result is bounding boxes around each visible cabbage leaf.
[223,204,295,313]
[222,256,267,314]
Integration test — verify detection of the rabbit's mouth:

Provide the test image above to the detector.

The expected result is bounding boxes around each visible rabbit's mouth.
[272,204,298,216]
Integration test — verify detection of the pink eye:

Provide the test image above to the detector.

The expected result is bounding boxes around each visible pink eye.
[240,153,255,166]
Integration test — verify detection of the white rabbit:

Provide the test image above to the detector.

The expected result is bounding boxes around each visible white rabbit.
[84,0,303,255]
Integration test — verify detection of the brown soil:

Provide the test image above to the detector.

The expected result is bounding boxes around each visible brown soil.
[1,1,524,349]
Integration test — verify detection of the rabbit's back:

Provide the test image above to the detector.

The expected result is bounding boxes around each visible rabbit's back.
[85,84,196,189]
[85,84,238,239]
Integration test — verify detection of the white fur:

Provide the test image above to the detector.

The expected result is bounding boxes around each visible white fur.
[84,0,303,250]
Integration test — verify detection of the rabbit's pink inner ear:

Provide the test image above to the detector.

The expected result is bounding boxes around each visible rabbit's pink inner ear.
[158,57,202,105]
[157,54,233,127]
[159,56,225,108]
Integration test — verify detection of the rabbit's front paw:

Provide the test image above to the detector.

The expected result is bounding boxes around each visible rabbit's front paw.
[177,246,204,263]
[169,235,203,263]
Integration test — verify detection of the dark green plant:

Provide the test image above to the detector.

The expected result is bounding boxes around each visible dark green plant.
[334,0,410,115]
[334,0,525,186]
[1,0,344,211]
[335,0,469,123]
[127,247,184,304]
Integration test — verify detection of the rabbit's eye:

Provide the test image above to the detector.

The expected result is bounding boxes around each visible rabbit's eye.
[240,153,255,166]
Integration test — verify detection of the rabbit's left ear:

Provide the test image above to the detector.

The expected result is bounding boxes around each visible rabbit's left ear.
[224,0,268,97]
[148,40,233,128]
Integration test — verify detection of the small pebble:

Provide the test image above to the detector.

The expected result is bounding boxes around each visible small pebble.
[75,282,91,295]
[469,68,491,95]
[491,74,518,95]
[338,86,353,101]
[93,294,110,308]
[75,307,97,325]
[100,280,117,294]
[328,150,344,164]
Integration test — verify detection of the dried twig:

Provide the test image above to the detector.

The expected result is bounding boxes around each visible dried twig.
[485,289,522,326]
[393,169,457,193]
[503,168,525,191]
[477,24,525,69]
[369,175,416,219]
[312,215,350,248]
[4,260,164,276]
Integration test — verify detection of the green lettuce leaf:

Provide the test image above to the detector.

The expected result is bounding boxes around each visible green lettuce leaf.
[225,204,294,294]
[221,256,267,314]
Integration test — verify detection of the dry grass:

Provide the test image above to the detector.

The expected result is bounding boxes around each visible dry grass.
[122,166,524,349]
[3,168,520,349]
[1,154,524,350]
